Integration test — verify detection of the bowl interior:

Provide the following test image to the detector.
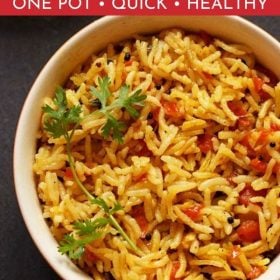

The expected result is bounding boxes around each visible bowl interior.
[14,16,280,280]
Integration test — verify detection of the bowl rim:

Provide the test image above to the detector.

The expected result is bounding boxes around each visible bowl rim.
[13,15,280,280]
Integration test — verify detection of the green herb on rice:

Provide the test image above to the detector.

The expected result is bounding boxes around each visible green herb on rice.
[91,77,146,143]
[42,77,145,259]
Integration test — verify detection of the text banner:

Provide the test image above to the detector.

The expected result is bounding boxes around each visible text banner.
[0,0,278,15]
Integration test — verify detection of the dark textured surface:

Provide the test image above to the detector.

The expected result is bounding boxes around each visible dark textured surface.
[0,16,279,280]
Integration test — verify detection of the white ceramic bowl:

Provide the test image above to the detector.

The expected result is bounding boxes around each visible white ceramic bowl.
[14,16,280,280]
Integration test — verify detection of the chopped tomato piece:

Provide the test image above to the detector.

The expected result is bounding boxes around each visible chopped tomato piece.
[238,185,267,206]
[227,100,251,129]
[247,266,263,279]
[227,100,247,117]
[136,215,148,235]
[152,107,160,121]
[240,134,255,157]
[201,71,213,80]
[131,205,149,237]
[253,76,264,92]
[133,173,147,183]
[238,117,251,129]
[258,90,271,102]
[197,134,213,154]
[183,204,203,222]
[84,246,98,263]
[250,158,267,173]
[237,220,261,243]
[170,261,181,280]
[240,133,251,147]
[256,129,270,147]
[64,167,73,179]
[271,123,280,131]
[161,100,183,118]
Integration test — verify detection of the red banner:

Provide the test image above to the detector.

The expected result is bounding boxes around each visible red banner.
[0,0,279,15]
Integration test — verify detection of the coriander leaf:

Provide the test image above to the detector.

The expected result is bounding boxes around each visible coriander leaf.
[90,77,146,142]
[44,80,142,258]
[58,234,84,260]
[43,118,65,138]
[91,198,122,216]
[102,114,126,143]
[58,233,102,260]
[118,88,146,119]
[58,235,80,259]
[116,84,129,105]
[42,104,63,120]
[42,87,82,139]
[53,86,67,109]
[109,202,123,215]
[59,218,108,260]
[90,77,111,109]
[45,87,68,122]
[74,218,109,236]
[91,197,110,213]
[65,105,82,124]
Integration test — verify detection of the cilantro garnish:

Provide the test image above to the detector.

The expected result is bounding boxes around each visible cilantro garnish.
[42,78,144,259]
[43,87,81,139]
[91,77,146,143]
[58,218,108,260]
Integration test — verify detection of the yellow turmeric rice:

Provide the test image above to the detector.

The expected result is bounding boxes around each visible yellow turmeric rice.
[33,29,280,280]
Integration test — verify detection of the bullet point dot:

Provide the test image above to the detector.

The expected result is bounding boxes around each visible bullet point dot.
[175,1,180,6]
[99,1,104,6]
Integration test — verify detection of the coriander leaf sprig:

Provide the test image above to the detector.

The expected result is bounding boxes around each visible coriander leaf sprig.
[91,77,146,143]
[58,220,105,260]
[43,87,82,139]
[58,217,114,260]
[42,79,144,259]
[43,88,92,198]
